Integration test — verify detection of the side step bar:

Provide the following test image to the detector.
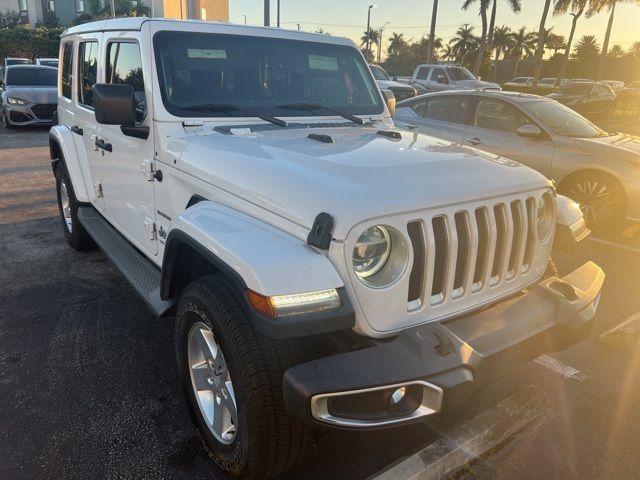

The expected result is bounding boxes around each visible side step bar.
[77,206,175,316]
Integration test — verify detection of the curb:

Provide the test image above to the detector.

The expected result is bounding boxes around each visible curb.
[368,385,546,480]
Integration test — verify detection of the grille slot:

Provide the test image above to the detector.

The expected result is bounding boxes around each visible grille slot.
[473,208,489,285]
[523,198,536,269]
[508,201,523,276]
[407,221,425,304]
[491,204,507,279]
[431,216,448,298]
[453,212,469,292]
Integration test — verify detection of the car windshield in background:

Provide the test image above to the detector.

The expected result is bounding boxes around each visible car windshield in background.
[446,67,474,81]
[6,59,30,66]
[370,65,390,81]
[539,78,556,85]
[6,67,57,86]
[525,100,608,138]
[153,31,383,118]
[38,60,58,67]
[558,84,591,95]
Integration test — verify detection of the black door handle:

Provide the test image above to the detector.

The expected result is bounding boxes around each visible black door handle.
[466,137,482,146]
[95,138,112,152]
[70,125,83,136]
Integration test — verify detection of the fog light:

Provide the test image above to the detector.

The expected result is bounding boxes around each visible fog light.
[390,387,406,406]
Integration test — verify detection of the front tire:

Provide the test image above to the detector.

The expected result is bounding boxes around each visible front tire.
[175,276,308,479]
[55,162,95,251]
[559,171,626,231]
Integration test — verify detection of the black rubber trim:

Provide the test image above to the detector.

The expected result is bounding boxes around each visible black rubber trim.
[377,130,402,140]
[121,125,150,139]
[161,229,355,339]
[186,194,208,208]
[308,133,334,144]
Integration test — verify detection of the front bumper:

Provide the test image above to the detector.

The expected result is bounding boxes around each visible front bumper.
[4,103,56,126]
[283,261,604,429]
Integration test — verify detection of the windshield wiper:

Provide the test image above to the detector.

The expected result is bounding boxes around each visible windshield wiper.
[179,103,287,127]
[275,103,366,125]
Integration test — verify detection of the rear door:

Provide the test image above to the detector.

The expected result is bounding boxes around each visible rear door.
[464,97,554,175]
[74,34,106,211]
[427,67,447,92]
[399,94,471,144]
[95,34,157,256]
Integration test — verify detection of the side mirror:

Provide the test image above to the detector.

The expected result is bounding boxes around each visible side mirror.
[516,124,543,139]
[382,89,396,117]
[392,76,398,81]
[437,75,448,84]
[93,83,136,125]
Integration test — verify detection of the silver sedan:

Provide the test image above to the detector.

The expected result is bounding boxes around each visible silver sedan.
[394,90,640,229]
[0,65,58,128]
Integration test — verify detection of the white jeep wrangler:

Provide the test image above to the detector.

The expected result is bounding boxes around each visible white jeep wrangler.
[50,18,603,479]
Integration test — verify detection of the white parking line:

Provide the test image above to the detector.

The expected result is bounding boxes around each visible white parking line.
[589,237,640,255]
[369,386,546,480]
[534,354,587,382]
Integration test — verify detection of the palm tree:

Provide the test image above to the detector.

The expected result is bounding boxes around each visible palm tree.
[487,0,522,54]
[607,44,625,58]
[572,35,600,68]
[546,33,567,55]
[509,27,537,76]
[629,41,640,62]
[441,44,455,61]
[462,0,492,75]
[553,0,589,85]
[492,25,512,60]
[589,0,640,80]
[387,32,407,57]
[532,0,553,86]
[360,29,380,50]
[427,0,439,64]
[449,24,479,64]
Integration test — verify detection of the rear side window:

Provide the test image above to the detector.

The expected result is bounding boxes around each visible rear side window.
[416,67,431,80]
[61,42,73,99]
[106,41,146,121]
[431,68,446,82]
[78,41,98,108]
[416,96,470,124]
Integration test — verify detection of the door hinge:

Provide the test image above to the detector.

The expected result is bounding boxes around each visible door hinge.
[140,159,162,182]
[94,182,103,198]
[144,218,157,241]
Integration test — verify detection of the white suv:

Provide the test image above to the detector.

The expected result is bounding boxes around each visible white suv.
[50,18,603,480]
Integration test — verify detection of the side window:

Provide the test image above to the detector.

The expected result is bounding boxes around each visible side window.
[474,99,532,133]
[431,68,446,82]
[410,100,427,117]
[78,41,98,108]
[416,67,431,80]
[420,96,470,124]
[106,41,146,122]
[592,85,609,96]
[61,42,73,99]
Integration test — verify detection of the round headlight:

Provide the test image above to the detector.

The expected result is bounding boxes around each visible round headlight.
[353,226,391,278]
[536,193,555,242]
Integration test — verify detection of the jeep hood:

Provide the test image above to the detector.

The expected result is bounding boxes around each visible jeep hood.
[173,125,549,240]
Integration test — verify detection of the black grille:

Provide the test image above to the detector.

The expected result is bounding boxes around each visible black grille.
[431,217,448,296]
[31,104,57,120]
[407,221,425,303]
[453,212,470,291]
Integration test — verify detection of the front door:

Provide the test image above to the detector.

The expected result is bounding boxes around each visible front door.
[464,98,555,176]
[95,35,157,255]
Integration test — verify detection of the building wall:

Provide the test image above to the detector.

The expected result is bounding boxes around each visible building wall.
[158,0,228,21]
[52,0,78,26]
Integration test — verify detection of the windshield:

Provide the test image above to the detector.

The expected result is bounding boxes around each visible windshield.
[370,65,390,81]
[510,78,530,84]
[557,83,591,95]
[6,59,30,66]
[446,67,475,81]
[6,67,57,86]
[539,78,555,85]
[525,100,608,138]
[154,31,383,118]
[38,60,58,67]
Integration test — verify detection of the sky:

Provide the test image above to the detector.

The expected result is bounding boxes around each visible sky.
[228,0,639,54]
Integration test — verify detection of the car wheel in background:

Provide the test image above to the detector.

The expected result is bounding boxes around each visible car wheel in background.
[175,276,308,480]
[559,171,626,231]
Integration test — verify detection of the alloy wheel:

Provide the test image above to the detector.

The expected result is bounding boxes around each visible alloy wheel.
[569,179,619,228]
[187,322,238,445]
[59,180,73,233]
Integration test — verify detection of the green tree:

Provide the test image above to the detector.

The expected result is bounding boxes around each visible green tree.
[387,32,407,57]
[546,33,567,55]
[462,0,491,75]
[572,34,600,64]
[553,0,591,84]
[492,25,512,60]
[607,44,625,58]
[486,0,521,54]
[0,10,21,28]
[449,24,479,65]
[508,26,537,76]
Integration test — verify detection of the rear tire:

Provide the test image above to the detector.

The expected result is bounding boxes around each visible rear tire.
[559,171,626,231]
[55,162,95,251]
[175,276,308,479]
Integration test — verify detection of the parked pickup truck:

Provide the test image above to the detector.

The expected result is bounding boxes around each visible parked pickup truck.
[410,63,501,93]
[50,18,603,480]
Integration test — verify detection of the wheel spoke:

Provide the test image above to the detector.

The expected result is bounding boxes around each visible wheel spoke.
[191,364,212,391]
[192,327,216,364]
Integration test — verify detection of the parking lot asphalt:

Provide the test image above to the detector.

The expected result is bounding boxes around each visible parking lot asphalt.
[1,122,640,480]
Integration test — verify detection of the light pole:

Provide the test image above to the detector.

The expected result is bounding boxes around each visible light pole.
[365,5,377,60]
[277,0,281,28]
[264,0,270,26]
[243,15,247,25]
[377,21,389,64]
[427,0,438,64]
